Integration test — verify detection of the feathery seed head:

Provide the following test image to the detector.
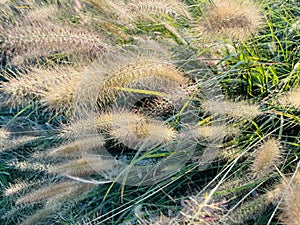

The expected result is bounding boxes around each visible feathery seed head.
[196,125,239,140]
[180,197,227,224]
[60,117,98,141]
[280,179,300,225]
[0,128,9,140]
[279,86,300,109]
[75,48,189,109]
[39,67,84,114]
[45,182,95,204]
[83,0,191,23]
[8,160,48,172]
[16,181,75,205]
[48,155,115,176]
[97,60,187,107]
[47,136,104,159]
[109,116,177,150]
[0,128,10,151]
[17,181,94,225]
[202,100,262,120]
[1,66,85,113]
[251,138,282,178]
[4,181,29,196]
[266,173,300,202]
[126,0,192,22]
[1,20,108,65]
[198,0,263,41]
[227,195,268,224]
[95,111,146,131]
[22,206,56,225]
[0,68,44,107]
[93,110,177,150]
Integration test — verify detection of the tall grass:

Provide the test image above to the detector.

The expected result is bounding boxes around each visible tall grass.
[0,0,300,224]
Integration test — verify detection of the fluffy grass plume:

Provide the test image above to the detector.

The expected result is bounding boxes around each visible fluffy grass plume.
[77,48,189,107]
[4,180,29,197]
[48,155,115,176]
[198,0,263,41]
[83,0,191,23]
[266,173,300,203]
[227,196,268,224]
[16,181,75,205]
[279,86,300,109]
[93,110,176,149]
[95,110,149,131]
[196,125,239,140]
[180,197,226,224]
[22,206,57,225]
[0,19,108,64]
[202,100,262,120]
[109,116,177,150]
[38,67,84,114]
[280,178,300,225]
[8,161,47,172]
[0,66,84,113]
[251,138,282,178]
[126,0,192,21]
[0,128,9,151]
[46,136,104,159]
[17,182,95,225]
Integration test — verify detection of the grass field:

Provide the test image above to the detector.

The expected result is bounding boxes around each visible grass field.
[0,0,300,224]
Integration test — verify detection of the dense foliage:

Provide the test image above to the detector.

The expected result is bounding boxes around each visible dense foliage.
[0,0,300,224]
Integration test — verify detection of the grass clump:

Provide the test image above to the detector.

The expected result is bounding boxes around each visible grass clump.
[0,0,300,224]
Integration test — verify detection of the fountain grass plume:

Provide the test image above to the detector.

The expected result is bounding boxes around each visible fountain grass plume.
[0,18,109,65]
[96,111,178,146]
[17,182,95,225]
[4,180,29,197]
[198,0,263,41]
[0,128,10,151]
[16,181,75,205]
[0,66,85,113]
[196,124,239,140]
[251,138,283,178]
[83,0,191,23]
[126,0,192,22]
[108,114,177,150]
[279,86,300,109]
[22,206,57,225]
[48,155,115,176]
[280,177,300,225]
[75,45,189,108]
[46,136,104,159]
[202,99,262,120]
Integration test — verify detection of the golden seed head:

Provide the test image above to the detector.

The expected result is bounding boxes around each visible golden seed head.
[4,181,29,196]
[48,155,115,176]
[198,0,263,41]
[279,86,300,109]
[251,138,282,178]
[202,100,262,120]
[16,181,75,205]
[109,115,176,150]
[0,128,10,140]
[196,125,239,140]
[280,180,300,225]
